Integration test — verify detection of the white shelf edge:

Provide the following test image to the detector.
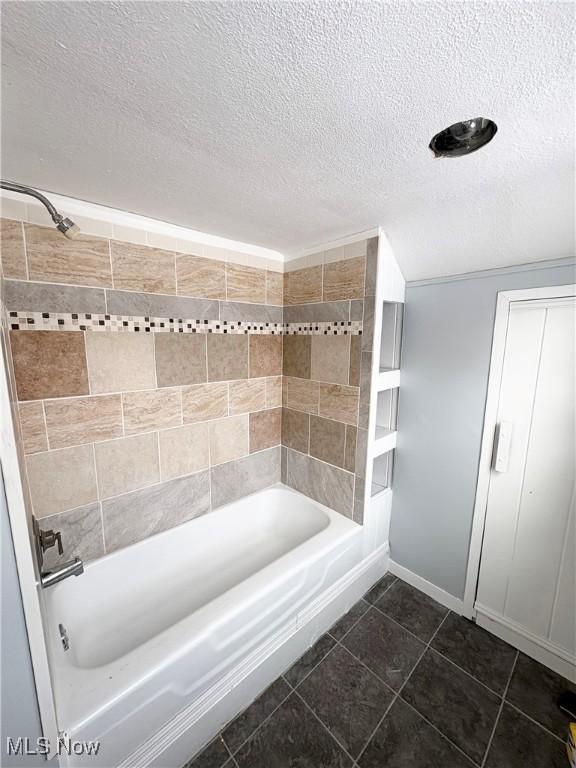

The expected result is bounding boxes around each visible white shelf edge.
[370,482,392,500]
[373,428,397,457]
[377,368,401,392]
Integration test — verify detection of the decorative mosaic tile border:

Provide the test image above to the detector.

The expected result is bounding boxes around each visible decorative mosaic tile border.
[7,311,362,336]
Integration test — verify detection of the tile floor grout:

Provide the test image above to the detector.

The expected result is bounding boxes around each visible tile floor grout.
[505,699,567,744]
[222,683,294,761]
[480,650,519,768]
[193,574,570,768]
[352,607,481,766]
[292,687,362,767]
[223,577,488,767]
[368,596,517,701]
[218,579,401,766]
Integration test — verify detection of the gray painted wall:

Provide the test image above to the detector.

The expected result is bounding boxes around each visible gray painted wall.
[390,259,575,600]
[1,468,45,767]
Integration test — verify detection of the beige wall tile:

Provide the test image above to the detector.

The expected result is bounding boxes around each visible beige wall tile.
[25,224,112,287]
[281,407,310,453]
[310,335,351,385]
[159,423,210,480]
[0,218,26,279]
[282,335,311,379]
[322,256,366,301]
[283,376,319,414]
[209,414,249,465]
[319,383,359,425]
[45,394,123,449]
[266,376,282,408]
[111,224,147,245]
[0,198,27,221]
[154,333,207,388]
[250,408,282,453]
[229,378,266,415]
[283,265,322,305]
[249,335,283,378]
[85,333,155,394]
[265,270,283,306]
[111,241,175,294]
[122,389,181,435]
[323,240,367,264]
[10,330,89,401]
[176,254,226,299]
[27,444,98,516]
[226,263,266,303]
[19,402,48,454]
[309,415,345,468]
[95,432,159,498]
[207,334,248,382]
[182,382,228,424]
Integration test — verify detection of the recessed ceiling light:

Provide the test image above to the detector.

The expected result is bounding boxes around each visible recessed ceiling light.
[429,117,497,158]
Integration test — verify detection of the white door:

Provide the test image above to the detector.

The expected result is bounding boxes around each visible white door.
[475,297,575,676]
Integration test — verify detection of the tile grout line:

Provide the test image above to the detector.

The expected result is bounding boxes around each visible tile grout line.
[367,599,509,700]
[21,220,30,280]
[221,577,400,764]
[221,738,239,767]
[504,700,567,745]
[481,650,519,767]
[398,697,481,767]
[354,610,456,765]
[358,609,483,768]
[38,444,280,525]
[223,683,294,760]
[292,688,361,768]
[106,238,113,309]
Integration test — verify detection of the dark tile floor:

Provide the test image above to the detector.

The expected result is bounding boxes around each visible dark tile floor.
[184,574,575,768]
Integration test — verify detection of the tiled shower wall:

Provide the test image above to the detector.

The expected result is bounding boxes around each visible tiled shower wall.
[281,238,376,522]
[0,216,375,566]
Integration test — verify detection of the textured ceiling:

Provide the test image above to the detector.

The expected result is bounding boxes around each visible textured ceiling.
[1,1,574,279]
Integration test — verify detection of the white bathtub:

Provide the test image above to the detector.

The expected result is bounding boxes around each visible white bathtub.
[44,483,370,767]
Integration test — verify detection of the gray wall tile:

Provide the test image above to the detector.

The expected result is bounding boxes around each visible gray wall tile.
[361,295,375,352]
[106,289,219,319]
[283,301,349,323]
[285,448,354,518]
[219,301,283,323]
[102,471,210,552]
[350,300,364,321]
[211,446,281,509]
[4,280,106,314]
[40,503,104,568]
[358,350,373,430]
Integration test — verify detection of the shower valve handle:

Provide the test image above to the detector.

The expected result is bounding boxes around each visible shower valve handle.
[39,528,64,556]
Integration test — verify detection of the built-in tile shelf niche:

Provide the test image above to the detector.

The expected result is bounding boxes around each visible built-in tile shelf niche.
[379,301,403,373]
[371,300,403,498]
[374,388,398,441]
[372,451,394,497]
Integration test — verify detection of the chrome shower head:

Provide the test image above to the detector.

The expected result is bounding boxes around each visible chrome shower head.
[0,180,81,239]
[55,216,80,239]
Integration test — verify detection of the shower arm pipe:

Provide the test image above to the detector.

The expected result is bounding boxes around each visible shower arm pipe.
[1,180,80,238]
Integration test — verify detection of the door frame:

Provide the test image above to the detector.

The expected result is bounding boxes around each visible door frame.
[463,283,576,621]
[0,338,60,755]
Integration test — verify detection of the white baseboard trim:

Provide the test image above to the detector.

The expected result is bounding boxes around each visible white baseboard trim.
[475,604,576,680]
[121,543,389,768]
[388,560,464,614]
